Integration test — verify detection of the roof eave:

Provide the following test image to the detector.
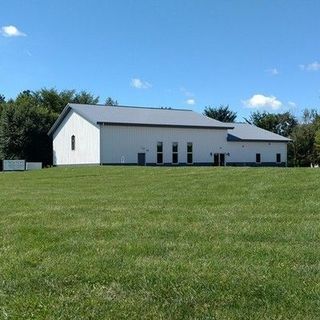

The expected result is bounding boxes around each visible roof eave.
[48,104,72,136]
[97,122,234,129]
[48,104,101,136]
[228,138,291,142]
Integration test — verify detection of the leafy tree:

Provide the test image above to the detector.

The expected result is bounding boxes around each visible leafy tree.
[34,88,68,113]
[289,124,316,166]
[15,90,38,108]
[287,115,320,166]
[302,108,318,124]
[0,94,5,117]
[314,129,320,164]
[245,111,297,137]
[15,88,99,113]
[0,94,5,104]
[203,105,237,122]
[59,90,78,108]
[34,88,99,112]
[0,103,55,164]
[72,91,99,105]
[0,88,100,165]
[105,97,118,106]
[312,117,320,164]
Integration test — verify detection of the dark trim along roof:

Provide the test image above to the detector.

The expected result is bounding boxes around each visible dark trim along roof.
[97,122,231,129]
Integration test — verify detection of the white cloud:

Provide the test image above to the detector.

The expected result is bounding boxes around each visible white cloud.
[1,25,26,37]
[180,87,194,97]
[299,61,320,71]
[288,101,296,107]
[131,78,152,89]
[181,86,196,105]
[266,68,279,75]
[243,94,283,110]
[186,98,195,105]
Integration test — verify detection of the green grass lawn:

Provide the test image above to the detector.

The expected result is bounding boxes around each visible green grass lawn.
[0,166,319,319]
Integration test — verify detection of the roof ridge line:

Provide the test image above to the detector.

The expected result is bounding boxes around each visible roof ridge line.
[70,103,193,112]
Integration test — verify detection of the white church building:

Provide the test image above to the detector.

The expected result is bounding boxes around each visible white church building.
[48,103,290,166]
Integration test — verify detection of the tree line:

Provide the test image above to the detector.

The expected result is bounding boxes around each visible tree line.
[0,89,117,165]
[204,105,320,166]
[0,90,319,167]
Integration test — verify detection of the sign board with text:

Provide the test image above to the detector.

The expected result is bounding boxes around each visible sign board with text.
[3,160,26,171]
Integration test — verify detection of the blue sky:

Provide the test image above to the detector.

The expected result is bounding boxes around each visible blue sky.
[1,0,320,119]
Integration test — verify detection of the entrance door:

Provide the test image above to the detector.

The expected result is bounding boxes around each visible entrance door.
[213,153,225,166]
[219,153,225,166]
[213,153,219,166]
[137,153,146,166]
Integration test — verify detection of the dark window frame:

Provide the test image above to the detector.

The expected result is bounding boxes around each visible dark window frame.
[187,142,193,164]
[71,135,75,151]
[276,153,281,163]
[157,142,163,164]
[256,153,261,163]
[157,142,163,153]
[172,142,178,164]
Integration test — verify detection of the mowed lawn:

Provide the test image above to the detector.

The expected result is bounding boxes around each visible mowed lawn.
[0,167,319,319]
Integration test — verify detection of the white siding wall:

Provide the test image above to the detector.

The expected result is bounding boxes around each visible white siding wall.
[100,125,229,164]
[53,111,100,165]
[227,141,287,164]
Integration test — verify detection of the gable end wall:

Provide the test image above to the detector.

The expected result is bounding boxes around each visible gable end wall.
[52,110,100,165]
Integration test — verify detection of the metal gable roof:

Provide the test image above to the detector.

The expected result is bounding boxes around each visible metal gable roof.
[48,103,234,135]
[227,123,291,142]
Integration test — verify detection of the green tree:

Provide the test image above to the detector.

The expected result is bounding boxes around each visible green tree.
[14,88,99,113]
[72,91,99,105]
[15,90,39,108]
[34,88,99,112]
[0,94,5,117]
[314,129,320,164]
[245,111,297,137]
[105,97,118,106]
[0,88,100,165]
[34,88,68,113]
[302,108,318,124]
[287,114,320,166]
[0,94,5,104]
[0,103,55,164]
[203,105,237,122]
[312,116,320,164]
[289,124,316,166]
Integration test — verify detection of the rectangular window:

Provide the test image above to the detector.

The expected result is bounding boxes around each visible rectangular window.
[256,153,261,163]
[172,142,178,164]
[172,153,178,164]
[157,142,163,164]
[71,135,75,151]
[157,153,163,164]
[157,142,163,153]
[187,142,193,164]
[276,153,281,163]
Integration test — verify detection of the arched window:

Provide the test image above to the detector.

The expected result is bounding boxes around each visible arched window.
[71,135,75,151]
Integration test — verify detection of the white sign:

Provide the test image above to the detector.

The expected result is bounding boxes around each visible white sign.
[3,160,25,171]
[26,162,42,171]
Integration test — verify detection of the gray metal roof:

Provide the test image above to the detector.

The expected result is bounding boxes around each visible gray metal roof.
[48,104,291,142]
[48,103,234,135]
[227,123,291,142]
